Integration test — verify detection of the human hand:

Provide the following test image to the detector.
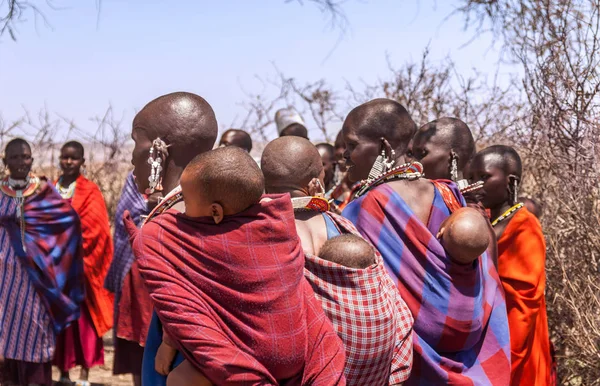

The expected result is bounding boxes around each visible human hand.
[155,342,178,376]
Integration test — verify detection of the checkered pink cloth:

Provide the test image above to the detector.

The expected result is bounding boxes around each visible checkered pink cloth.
[304,213,413,385]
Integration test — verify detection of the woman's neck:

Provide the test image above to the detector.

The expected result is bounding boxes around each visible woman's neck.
[161,165,183,194]
[60,173,79,187]
[490,201,513,221]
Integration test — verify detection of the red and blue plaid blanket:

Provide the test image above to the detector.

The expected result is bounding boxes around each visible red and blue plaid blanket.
[1,182,84,333]
[343,181,511,385]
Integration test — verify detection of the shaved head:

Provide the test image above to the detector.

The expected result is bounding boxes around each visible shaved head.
[411,117,475,179]
[345,98,417,156]
[319,234,375,269]
[441,207,490,264]
[131,92,219,195]
[342,99,416,182]
[134,92,218,163]
[261,136,323,194]
[468,145,523,210]
[475,145,522,177]
[5,138,31,155]
[181,146,264,215]
[219,129,252,153]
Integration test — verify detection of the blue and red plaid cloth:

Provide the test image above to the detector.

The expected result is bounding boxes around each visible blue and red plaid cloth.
[343,181,511,385]
[1,182,84,333]
[104,172,147,302]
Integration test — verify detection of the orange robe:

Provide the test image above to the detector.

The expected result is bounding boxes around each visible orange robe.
[70,176,115,337]
[497,208,552,386]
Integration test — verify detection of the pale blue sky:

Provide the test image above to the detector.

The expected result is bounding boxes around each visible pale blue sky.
[0,0,509,141]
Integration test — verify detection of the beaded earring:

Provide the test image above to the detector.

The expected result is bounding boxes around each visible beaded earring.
[513,179,519,205]
[450,150,458,182]
[146,138,168,195]
[368,148,386,181]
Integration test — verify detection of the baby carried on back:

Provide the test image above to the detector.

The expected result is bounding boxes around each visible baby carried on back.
[129,147,346,386]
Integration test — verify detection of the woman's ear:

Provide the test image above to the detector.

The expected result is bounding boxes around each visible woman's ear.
[381,138,394,159]
[211,203,224,224]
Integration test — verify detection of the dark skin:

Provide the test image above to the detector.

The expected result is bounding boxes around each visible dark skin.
[3,143,34,181]
[219,130,251,152]
[342,112,434,226]
[129,93,217,386]
[59,146,84,186]
[262,138,329,256]
[1,142,47,197]
[408,118,474,181]
[408,123,498,267]
[467,152,520,239]
[280,123,308,139]
[316,145,336,192]
[334,130,347,173]
[408,130,453,180]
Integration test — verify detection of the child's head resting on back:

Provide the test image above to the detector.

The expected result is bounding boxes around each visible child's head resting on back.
[180,146,265,224]
[319,234,376,269]
[437,207,490,264]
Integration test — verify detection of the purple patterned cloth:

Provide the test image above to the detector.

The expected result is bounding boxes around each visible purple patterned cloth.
[0,183,84,334]
[104,172,147,306]
[343,181,511,385]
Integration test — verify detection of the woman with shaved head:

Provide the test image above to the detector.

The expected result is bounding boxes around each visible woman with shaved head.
[342,99,511,385]
[0,139,83,386]
[111,92,218,386]
[468,145,552,386]
[262,136,413,386]
[409,117,498,266]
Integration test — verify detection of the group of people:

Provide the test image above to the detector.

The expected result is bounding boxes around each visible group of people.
[0,91,553,386]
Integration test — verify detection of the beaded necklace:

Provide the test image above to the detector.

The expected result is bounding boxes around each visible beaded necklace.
[56,177,77,199]
[291,196,330,213]
[0,174,40,252]
[142,185,183,225]
[491,203,523,227]
[354,161,423,198]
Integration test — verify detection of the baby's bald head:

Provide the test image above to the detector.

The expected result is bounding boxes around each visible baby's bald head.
[261,136,323,194]
[319,234,376,269]
[440,207,490,264]
[181,146,264,218]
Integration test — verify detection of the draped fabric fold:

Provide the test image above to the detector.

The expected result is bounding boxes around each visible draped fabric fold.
[104,172,147,298]
[304,212,413,386]
[343,181,511,385]
[0,182,84,333]
[497,208,552,386]
[69,175,114,337]
[131,194,346,385]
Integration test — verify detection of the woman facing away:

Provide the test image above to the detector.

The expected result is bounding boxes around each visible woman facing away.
[53,141,114,386]
[0,138,84,386]
[340,99,511,385]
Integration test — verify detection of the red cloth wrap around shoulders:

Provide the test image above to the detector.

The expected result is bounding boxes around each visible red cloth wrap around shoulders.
[67,176,115,337]
[132,194,346,385]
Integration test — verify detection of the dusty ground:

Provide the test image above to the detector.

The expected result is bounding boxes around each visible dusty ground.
[52,331,133,386]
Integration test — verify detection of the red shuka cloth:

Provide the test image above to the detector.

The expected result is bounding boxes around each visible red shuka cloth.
[130,194,346,385]
[68,176,115,337]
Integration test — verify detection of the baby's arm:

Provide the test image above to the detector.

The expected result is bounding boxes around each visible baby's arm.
[167,360,213,386]
[155,340,178,376]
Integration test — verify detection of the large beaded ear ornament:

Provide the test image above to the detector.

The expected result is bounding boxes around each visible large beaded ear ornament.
[146,138,169,195]
[450,150,459,182]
